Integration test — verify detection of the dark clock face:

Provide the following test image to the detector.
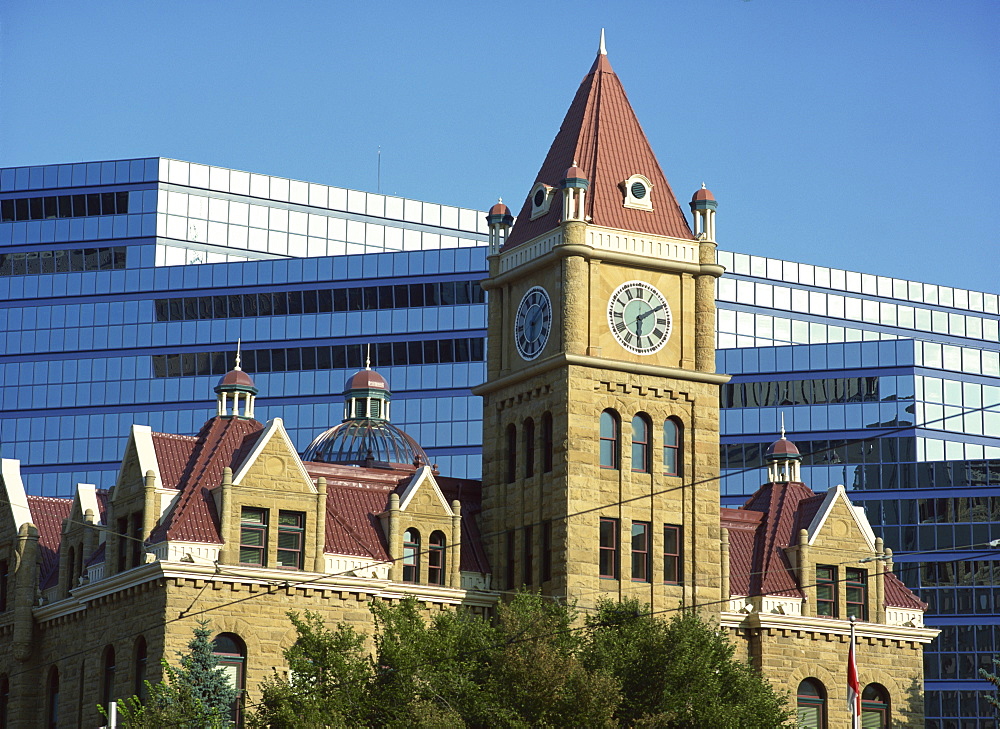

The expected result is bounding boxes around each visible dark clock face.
[514,286,552,361]
[607,280,672,355]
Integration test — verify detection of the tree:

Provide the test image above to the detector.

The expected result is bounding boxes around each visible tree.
[251,612,373,728]
[104,620,238,729]
[979,656,1000,714]
[582,599,792,728]
[252,593,618,728]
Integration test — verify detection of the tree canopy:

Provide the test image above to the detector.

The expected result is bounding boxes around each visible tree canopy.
[104,620,238,729]
[250,594,791,728]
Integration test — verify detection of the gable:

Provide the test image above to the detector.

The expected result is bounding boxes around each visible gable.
[113,424,163,499]
[806,484,876,552]
[1,458,32,534]
[232,418,316,494]
[398,466,454,517]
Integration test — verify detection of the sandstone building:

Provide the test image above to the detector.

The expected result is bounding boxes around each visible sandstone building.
[0,37,936,728]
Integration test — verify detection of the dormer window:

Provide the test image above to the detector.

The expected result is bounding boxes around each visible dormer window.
[529,182,554,220]
[621,173,654,211]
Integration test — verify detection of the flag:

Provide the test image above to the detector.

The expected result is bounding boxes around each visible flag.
[848,618,861,729]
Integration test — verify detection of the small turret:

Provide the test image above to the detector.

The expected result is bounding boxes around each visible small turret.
[561,163,589,222]
[486,199,514,254]
[690,184,717,241]
[765,421,801,483]
[214,341,258,419]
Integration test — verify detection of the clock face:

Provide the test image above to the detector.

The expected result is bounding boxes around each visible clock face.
[607,280,672,355]
[514,286,552,361]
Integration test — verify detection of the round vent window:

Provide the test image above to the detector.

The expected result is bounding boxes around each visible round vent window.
[533,189,546,207]
[630,181,647,200]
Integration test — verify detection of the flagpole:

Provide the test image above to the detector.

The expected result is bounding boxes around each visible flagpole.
[848,615,861,729]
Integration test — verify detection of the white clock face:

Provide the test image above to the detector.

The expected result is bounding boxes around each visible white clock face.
[607,280,672,355]
[514,286,552,361]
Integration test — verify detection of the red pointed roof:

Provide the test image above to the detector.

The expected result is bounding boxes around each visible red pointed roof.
[27,495,73,589]
[722,482,927,610]
[150,416,264,544]
[505,50,694,248]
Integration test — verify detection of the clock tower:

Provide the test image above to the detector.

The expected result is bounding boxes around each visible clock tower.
[474,33,729,613]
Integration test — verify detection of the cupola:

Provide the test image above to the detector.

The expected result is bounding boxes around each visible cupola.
[690,184,717,241]
[486,199,514,254]
[561,163,589,222]
[302,363,433,472]
[765,423,801,483]
[214,344,257,419]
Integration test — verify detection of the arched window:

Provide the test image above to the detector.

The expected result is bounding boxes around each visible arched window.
[796,678,826,729]
[134,637,148,701]
[631,414,651,473]
[599,410,620,469]
[101,645,116,713]
[541,412,554,473]
[862,683,890,728]
[403,528,420,583]
[505,424,517,483]
[663,418,682,476]
[46,666,59,729]
[0,673,9,729]
[524,418,535,478]
[428,531,446,586]
[213,634,246,727]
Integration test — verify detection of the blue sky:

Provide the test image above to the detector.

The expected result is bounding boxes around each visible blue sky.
[1,1,996,293]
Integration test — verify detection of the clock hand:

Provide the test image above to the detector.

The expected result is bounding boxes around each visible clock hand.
[635,303,664,322]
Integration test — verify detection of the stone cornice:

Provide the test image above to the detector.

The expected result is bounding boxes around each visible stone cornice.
[34,560,500,622]
[484,234,722,290]
[720,610,939,644]
[472,352,730,397]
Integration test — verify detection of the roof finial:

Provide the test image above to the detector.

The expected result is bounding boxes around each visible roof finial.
[599,28,607,56]
[701,182,707,189]
[234,338,242,371]
[498,196,503,203]
[365,343,371,370]
[780,412,786,440]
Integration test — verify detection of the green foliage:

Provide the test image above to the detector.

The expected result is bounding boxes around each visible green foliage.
[979,656,1000,713]
[101,620,237,729]
[251,612,372,728]
[582,598,792,728]
[250,595,789,728]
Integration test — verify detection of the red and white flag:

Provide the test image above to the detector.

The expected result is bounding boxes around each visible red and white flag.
[848,618,861,729]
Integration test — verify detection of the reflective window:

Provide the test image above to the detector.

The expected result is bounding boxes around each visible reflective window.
[403,528,420,583]
[101,645,116,714]
[663,525,682,583]
[506,424,517,484]
[239,507,268,566]
[276,511,304,569]
[796,678,826,728]
[631,521,651,582]
[816,565,837,617]
[861,684,890,728]
[522,525,533,587]
[599,517,618,579]
[523,418,535,478]
[600,410,620,469]
[213,634,246,726]
[541,412,553,473]
[663,418,682,477]
[846,568,867,620]
[0,190,131,221]
[428,531,446,586]
[631,414,650,473]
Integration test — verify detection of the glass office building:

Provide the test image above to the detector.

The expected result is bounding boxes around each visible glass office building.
[3,158,998,725]
[0,158,491,494]
[716,250,1000,728]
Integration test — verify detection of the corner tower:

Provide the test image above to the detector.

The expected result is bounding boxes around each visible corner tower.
[475,34,728,612]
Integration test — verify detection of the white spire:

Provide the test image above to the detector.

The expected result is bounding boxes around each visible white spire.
[599,28,607,56]
[234,338,242,371]
[780,412,786,439]
[365,343,371,370]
